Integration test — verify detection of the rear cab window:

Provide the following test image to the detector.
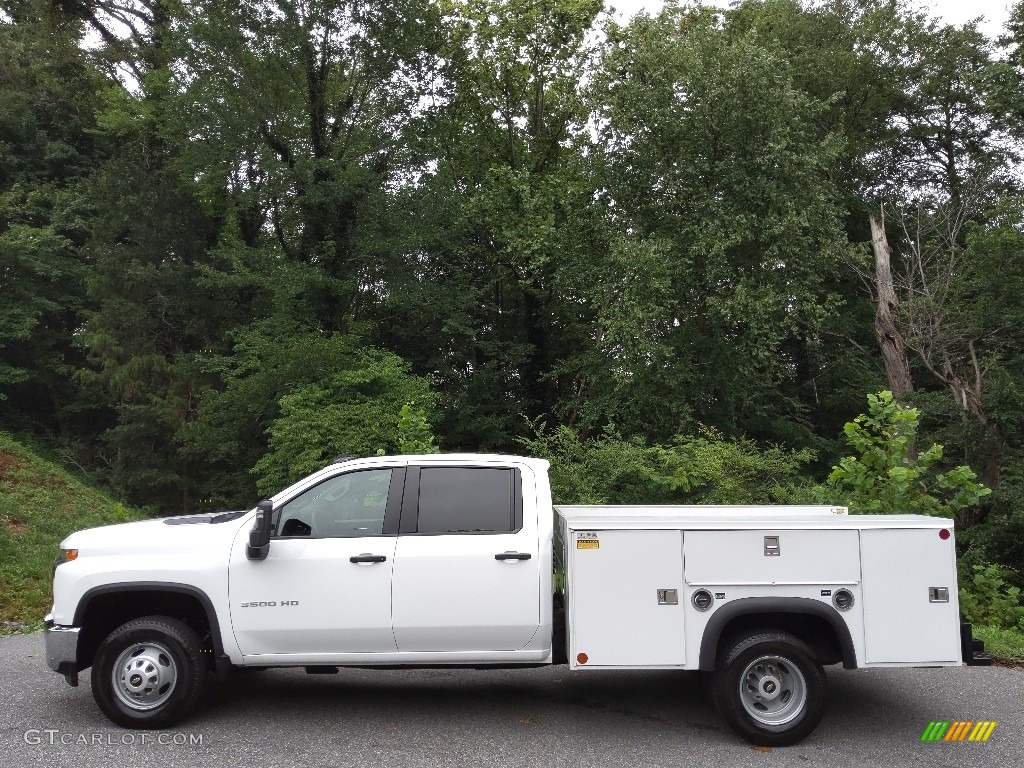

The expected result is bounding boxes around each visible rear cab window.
[408,466,523,534]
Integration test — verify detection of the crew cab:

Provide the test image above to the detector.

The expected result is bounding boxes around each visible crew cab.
[44,453,988,746]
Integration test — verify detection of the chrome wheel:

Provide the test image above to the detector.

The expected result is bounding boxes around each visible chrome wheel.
[738,654,807,726]
[111,642,178,711]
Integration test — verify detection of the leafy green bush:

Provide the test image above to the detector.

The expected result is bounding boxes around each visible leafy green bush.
[246,337,435,494]
[397,403,440,455]
[519,423,814,505]
[957,465,1024,587]
[958,563,1024,631]
[818,391,990,516]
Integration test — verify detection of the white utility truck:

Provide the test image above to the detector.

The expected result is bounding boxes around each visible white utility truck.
[44,454,989,746]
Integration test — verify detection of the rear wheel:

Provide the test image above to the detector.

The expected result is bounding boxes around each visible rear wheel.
[711,631,825,747]
[91,616,207,728]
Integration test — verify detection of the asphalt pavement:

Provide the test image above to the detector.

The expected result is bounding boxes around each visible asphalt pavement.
[1,632,1020,767]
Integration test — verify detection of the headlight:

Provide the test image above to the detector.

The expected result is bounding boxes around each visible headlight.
[53,548,79,572]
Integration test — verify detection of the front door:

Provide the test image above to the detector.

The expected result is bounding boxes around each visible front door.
[229,467,402,657]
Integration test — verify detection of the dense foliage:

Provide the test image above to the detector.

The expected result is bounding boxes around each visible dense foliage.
[2,0,1024,607]
[821,391,990,518]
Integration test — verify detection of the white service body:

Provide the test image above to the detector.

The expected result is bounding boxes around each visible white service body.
[556,506,962,671]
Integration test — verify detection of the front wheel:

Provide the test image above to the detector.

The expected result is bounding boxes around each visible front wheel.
[711,631,825,747]
[91,616,207,728]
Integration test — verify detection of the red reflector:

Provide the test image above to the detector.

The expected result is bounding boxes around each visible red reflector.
[939,528,951,540]
[577,652,589,665]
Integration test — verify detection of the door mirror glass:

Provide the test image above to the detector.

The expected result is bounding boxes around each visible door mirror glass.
[247,500,274,560]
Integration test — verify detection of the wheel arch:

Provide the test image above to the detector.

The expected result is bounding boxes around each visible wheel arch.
[73,582,230,677]
[698,597,857,671]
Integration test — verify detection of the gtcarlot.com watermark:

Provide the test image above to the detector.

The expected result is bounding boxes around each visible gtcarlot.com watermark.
[24,730,205,747]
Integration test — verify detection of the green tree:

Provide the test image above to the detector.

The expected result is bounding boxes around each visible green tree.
[948,198,1024,580]
[992,0,1024,136]
[728,0,1018,484]
[175,0,444,331]
[31,0,447,511]
[76,113,222,511]
[379,0,603,450]
[821,391,990,517]
[183,331,432,501]
[957,563,1024,630]
[558,4,851,445]
[28,0,234,512]
[0,8,107,438]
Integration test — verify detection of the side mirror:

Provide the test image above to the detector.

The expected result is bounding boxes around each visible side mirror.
[246,500,274,561]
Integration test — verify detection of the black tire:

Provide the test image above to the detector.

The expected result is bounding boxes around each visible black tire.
[91,616,208,729]
[711,631,825,747]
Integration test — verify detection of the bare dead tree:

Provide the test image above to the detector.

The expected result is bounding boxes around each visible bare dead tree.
[895,180,995,426]
[868,207,914,399]
[890,176,1007,487]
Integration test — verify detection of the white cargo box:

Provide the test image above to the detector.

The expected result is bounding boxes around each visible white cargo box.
[555,506,962,671]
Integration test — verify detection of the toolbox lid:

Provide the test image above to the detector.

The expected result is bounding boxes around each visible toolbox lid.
[554,505,952,531]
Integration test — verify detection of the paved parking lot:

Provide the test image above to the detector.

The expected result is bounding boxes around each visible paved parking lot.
[2,632,1020,767]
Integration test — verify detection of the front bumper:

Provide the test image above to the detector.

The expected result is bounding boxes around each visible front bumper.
[43,614,81,686]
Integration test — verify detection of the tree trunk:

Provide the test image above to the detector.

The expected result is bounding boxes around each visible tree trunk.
[869,210,913,398]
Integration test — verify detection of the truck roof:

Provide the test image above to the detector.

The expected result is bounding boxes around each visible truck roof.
[329,453,549,468]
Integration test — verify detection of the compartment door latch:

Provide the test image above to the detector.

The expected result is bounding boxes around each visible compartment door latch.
[657,589,678,605]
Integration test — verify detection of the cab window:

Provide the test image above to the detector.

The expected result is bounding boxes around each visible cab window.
[276,469,393,538]
[414,467,519,534]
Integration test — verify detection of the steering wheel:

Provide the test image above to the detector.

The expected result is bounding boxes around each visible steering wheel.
[311,504,340,538]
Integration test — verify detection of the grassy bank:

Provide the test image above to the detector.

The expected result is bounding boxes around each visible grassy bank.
[0,433,143,633]
[973,624,1024,667]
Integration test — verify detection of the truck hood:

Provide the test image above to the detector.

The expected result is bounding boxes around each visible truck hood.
[61,510,253,551]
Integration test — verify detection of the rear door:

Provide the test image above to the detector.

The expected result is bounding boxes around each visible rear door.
[391,464,541,652]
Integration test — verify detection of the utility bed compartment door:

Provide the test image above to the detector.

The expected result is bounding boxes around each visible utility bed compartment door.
[685,529,860,585]
[861,528,961,663]
[568,529,685,667]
